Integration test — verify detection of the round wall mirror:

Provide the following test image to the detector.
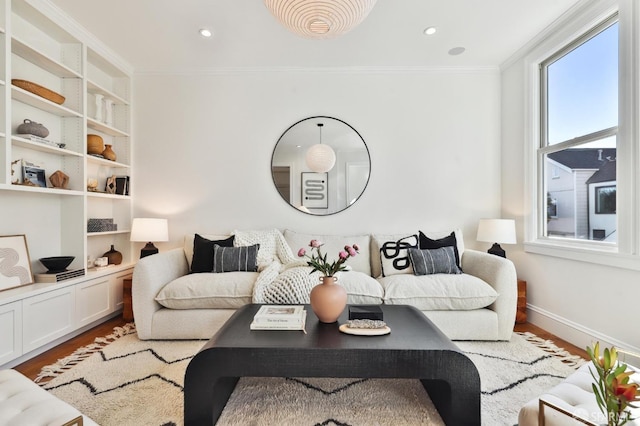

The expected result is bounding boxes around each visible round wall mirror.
[271,116,371,215]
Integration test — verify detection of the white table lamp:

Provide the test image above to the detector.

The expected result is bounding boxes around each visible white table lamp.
[131,218,169,258]
[476,219,516,258]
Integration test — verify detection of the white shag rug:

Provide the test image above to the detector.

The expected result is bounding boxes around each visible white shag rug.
[35,324,585,426]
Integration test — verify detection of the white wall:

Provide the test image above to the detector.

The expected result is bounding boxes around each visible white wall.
[501,57,640,357]
[132,70,501,252]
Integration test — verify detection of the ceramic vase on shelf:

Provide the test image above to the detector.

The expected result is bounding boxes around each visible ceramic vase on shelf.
[104,99,114,126]
[309,276,347,323]
[102,144,116,161]
[103,245,122,265]
[94,94,104,122]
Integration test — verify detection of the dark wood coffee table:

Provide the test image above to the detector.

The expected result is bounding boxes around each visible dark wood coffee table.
[184,304,480,425]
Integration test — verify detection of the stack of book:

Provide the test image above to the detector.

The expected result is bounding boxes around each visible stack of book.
[250,305,307,332]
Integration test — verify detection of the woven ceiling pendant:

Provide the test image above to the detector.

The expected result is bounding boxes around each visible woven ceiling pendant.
[264,0,378,39]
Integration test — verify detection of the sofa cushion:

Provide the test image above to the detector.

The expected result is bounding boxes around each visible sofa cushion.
[379,273,497,310]
[213,244,259,273]
[284,230,371,275]
[373,234,418,277]
[191,234,235,273]
[155,272,258,309]
[409,246,462,275]
[184,234,231,271]
[337,271,384,304]
[419,230,463,270]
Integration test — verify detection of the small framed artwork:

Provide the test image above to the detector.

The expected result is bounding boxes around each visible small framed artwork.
[23,165,46,187]
[0,235,34,292]
[301,172,328,209]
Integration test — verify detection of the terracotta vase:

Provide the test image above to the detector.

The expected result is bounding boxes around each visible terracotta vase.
[102,144,116,161]
[310,276,347,323]
[103,245,122,265]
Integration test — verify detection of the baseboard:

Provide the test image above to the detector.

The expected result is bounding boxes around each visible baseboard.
[527,304,640,366]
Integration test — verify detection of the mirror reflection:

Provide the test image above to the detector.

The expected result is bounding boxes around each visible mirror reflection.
[271,116,371,215]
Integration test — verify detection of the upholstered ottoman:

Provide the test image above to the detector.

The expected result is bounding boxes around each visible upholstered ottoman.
[519,363,640,425]
[0,369,97,426]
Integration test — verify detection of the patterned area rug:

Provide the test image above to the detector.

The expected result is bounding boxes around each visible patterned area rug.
[35,324,585,426]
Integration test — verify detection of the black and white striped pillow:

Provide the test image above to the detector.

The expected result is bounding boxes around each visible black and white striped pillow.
[408,246,462,275]
[212,244,260,273]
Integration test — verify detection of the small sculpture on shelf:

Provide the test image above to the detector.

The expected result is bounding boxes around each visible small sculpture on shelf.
[87,178,98,192]
[105,175,117,194]
[49,170,69,189]
[17,119,49,138]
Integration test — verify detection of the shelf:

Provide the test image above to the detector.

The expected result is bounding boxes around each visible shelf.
[86,154,130,168]
[87,230,131,237]
[12,37,82,78]
[0,182,84,196]
[87,80,129,105]
[87,191,130,200]
[12,135,83,157]
[86,117,129,138]
[11,85,82,117]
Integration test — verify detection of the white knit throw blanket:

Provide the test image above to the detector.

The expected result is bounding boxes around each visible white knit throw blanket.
[233,229,317,304]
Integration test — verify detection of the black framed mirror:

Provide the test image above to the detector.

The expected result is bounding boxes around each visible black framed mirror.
[271,116,371,215]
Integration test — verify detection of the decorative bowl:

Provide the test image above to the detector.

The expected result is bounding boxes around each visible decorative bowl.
[39,256,75,273]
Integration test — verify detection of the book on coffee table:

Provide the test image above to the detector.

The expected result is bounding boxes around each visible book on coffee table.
[250,305,306,331]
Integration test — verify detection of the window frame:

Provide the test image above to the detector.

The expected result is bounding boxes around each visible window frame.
[522,0,640,270]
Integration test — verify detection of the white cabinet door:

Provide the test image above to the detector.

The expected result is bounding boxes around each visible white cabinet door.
[0,301,23,365]
[76,277,111,327]
[23,287,75,353]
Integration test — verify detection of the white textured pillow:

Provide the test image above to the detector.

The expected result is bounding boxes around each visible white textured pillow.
[155,272,258,309]
[284,230,371,276]
[379,273,497,310]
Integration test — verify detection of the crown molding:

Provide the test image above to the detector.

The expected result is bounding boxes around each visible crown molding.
[134,65,499,76]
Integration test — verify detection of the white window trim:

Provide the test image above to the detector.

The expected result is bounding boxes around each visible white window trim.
[523,0,640,270]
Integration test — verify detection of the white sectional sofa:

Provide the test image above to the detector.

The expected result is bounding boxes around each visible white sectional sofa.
[133,229,517,341]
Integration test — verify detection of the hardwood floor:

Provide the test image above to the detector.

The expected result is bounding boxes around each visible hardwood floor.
[13,316,589,382]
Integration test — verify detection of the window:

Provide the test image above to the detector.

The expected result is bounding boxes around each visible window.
[539,16,618,243]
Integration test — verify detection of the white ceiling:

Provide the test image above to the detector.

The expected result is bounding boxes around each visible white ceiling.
[48,0,582,72]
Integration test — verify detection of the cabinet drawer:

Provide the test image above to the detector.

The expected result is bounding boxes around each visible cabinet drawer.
[23,287,75,353]
[76,277,111,327]
[0,301,23,365]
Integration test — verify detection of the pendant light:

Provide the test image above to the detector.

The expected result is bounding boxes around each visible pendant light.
[263,0,378,39]
[305,123,336,173]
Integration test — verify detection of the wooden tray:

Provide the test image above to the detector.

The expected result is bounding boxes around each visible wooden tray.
[12,79,65,105]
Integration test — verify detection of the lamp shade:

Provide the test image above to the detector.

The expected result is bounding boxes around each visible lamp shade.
[305,144,336,172]
[130,218,169,242]
[476,219,516,244]
[264,0,378,39]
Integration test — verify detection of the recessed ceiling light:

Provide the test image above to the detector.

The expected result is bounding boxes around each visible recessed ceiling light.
[423,27,437,36]
[199,28,213,38]
[448,46,466,56]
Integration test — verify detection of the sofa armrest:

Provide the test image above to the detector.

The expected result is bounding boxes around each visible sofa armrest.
[461,249,517,340]
[132,248,189,339]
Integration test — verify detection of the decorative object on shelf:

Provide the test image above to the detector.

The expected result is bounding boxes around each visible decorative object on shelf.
[305,123,336,173]
[17,119,49,138]
[87,178,98,192]
[0,234,34,291]
[586,342,640,425]
[11,79,65,105]
[476,218,517,258]
[130,218,169,258]
[87,218,117,233]
[94,93,104,122]
[105,175,117,193]
[102,144,117,161]
[298,239,358,323]
[94,257,108,267]
[49,170,69,189]
[11,159,21,184]
[38,256,74,273]
[22,163,46,187]
[263,0,378,39]
[115,176,130,196]
[87,134,104,155]
[105,99,114,126]
[103,245,123,265]
[34,268,85,283]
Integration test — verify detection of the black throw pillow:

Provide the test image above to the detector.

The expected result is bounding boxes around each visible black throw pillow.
[418,231,462,271]
[191,234,235,273]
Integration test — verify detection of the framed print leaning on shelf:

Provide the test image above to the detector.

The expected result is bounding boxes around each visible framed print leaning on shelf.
[0,235,34,291]
[302,172,328,209]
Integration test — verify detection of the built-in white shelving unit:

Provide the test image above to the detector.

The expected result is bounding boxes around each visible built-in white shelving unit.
[0,0,134,367]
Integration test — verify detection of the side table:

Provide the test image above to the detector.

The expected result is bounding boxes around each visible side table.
[516,279,527,324]
[123,278,134,322]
